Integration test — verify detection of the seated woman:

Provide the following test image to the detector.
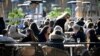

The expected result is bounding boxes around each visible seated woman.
[38,26,51,42]
[48,25,64,50]
[29,22,40,38]
[49,31,64,50]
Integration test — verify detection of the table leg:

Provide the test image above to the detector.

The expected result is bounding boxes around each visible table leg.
[70,47,73,56]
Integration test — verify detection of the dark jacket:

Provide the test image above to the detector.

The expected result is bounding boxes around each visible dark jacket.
[89,29,99,48]
[55,18,66,32]
[0,17,5,34]
[76,20,85,27]
[38,33,47,42]
[21,35,32,42]
[48,34,64,50]
[96,28,100,35]
[72,31,86,42]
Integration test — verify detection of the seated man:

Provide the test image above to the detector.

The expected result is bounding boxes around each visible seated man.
[72,24,86,42]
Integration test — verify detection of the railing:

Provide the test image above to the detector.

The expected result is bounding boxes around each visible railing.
[0,42,100,56]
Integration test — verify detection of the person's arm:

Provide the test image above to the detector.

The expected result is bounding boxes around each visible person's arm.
[7,37,17,43]
[86,31,90,50]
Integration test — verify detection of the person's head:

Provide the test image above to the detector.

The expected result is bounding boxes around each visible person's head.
[50,21,54,27]
[53,25,63,33]
[30,1,40,8]
[73,24,80,33]
[40,26,51,35]
[97,21,100,28]
[29,22,39,34]
[69,21,74,26]
[24,21,29,28]
[80,17,84,21]
[44,21,50,26]
[64,13,70,20]
[2,29,8,36]
[26,29,38,41]
[88,22,94,28]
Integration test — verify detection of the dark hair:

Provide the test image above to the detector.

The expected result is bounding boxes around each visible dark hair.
[88,22,94,28]
[30,23,40,37]
[97,21,100,28]
[26,29,38,42]
[2,29,8,35]
[40,26,49,35]
[44,21,50,25]
[50,21,54,27]
[80,17,84,21]
[55,31,62,35]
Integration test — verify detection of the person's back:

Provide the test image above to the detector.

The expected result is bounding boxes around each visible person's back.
[49,31,64,50]
[55,18,66,32]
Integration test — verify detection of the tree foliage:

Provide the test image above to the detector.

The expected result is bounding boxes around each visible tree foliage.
[8,7,25,25]
[47,7,71,19]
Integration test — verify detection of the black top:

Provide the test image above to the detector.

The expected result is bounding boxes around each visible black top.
[89,29,98,42]
[21,35,32,42]
[72,31,86,42]
[30,23,40,37]
[0,17,5,34]
[54,18,66,32]
[48,39,64,50]
[96,28,100,35]
[76,20,85,26]
[38,33,46,42]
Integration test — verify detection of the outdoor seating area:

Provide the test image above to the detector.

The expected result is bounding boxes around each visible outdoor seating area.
[0,0,100,56]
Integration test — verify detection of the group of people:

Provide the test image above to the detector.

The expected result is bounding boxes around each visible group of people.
[0,12,100,56]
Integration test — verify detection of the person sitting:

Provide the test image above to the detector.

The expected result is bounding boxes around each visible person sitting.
[38,26,51,42]
[0,29,16,43]
[8,25,26,39]
[29,22,40,38]
[48,25,64,50]
[72,24,86,42]
[86,22,99,50]
[48,30,64,50]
